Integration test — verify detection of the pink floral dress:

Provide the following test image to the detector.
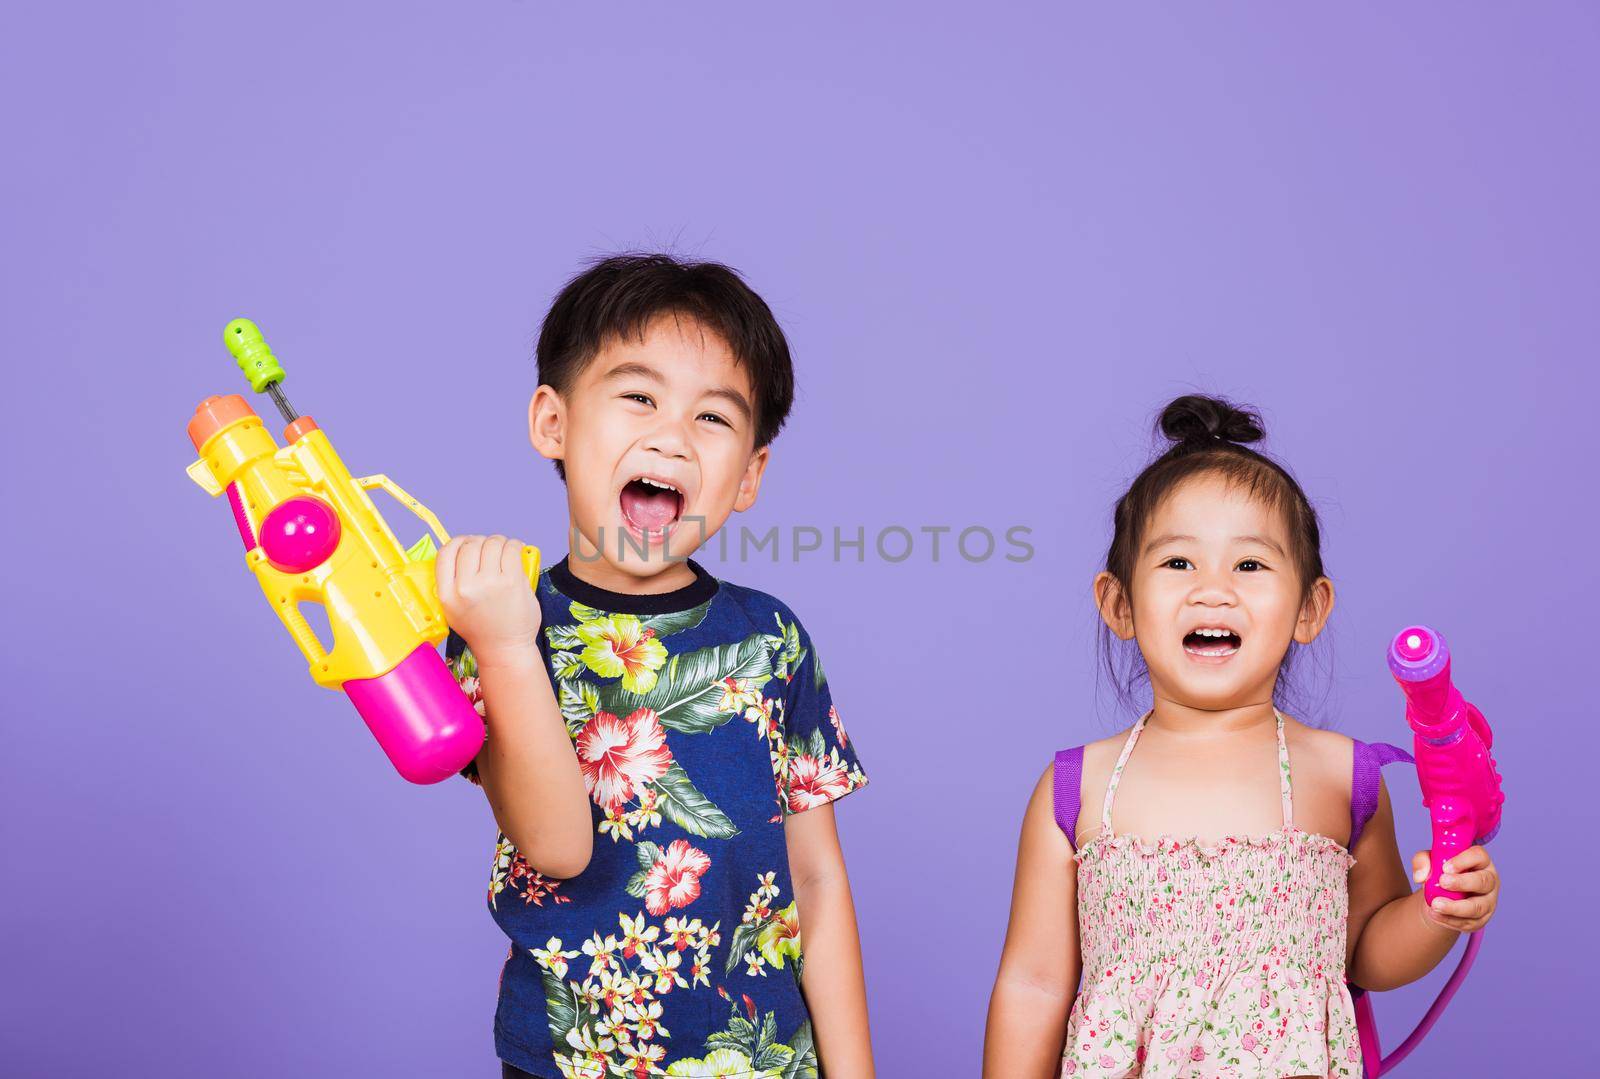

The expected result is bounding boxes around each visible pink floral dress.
[1062,710,1361,1078]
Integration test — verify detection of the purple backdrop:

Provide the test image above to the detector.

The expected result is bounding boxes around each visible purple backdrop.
[5,3,1593,1075]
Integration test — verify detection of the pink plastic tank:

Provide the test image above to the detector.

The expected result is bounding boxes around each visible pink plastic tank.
[342,644,485,785]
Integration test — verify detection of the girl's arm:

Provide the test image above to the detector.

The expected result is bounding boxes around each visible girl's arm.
[1346,776,1500,991]
[785,802,874,1076]
[984,764,1080,1079]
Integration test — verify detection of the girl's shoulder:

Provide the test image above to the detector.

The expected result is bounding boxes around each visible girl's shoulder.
[1281,714,1358,787]
[1281,714,1362,844]
[1051,727,1139,849]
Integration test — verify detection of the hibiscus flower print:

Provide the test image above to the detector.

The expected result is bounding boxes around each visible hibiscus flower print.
[757,900,802,970]
[785,750,851,812]
[459,674,486,717]
[575,707,673,813]
[827,704,848,748]
[575,614,668,693]
[644,839,712,916]
[665,1048,778,1078]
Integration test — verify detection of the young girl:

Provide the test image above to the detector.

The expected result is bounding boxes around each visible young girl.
[984,395,1502,1078]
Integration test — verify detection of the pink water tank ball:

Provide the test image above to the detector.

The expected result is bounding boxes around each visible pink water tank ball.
[261,496,342,572]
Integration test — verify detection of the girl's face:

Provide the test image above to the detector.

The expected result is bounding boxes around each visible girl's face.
[1096,473,1333,712]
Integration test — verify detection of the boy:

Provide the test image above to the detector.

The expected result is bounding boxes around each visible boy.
[437,254,873,1078]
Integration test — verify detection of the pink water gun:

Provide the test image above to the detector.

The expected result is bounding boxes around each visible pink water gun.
[1352,624,1505,1074]
[1386,625,1504,904]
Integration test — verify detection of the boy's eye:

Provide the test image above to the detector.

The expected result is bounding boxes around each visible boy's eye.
[622,393,653,406]
[1163,557,1192,571]
[699,412,730,427]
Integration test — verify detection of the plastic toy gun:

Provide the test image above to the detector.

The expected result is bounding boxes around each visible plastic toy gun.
[1352,624,1504,1074]
[1386,625,1504,904]
[185,318,539,783]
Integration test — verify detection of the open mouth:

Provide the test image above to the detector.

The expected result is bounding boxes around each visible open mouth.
[1183,627,1242,660]
[619,475,685,541]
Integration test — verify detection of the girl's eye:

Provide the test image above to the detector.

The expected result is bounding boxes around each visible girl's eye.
[1163,557,1192,571]
[1237,559,1264,572]
[622,393,653,406]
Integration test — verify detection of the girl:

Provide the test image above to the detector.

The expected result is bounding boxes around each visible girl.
[984,396,1501,1078]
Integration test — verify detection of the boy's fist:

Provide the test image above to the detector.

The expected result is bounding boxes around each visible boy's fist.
[437,534,542,663]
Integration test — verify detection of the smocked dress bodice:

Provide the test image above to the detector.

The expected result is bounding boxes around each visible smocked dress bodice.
[1062,711,1361,1078]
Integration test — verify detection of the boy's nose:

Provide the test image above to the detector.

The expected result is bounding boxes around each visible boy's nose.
[642,423,691,460]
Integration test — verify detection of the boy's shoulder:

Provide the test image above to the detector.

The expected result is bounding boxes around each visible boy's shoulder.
[708,572,815,638]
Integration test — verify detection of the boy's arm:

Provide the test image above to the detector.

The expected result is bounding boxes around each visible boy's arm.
[472,646,593,879]
[983,764,1079,1079]
[784,802,874,1077]
[1347,776,1498,991]
[439,534,592,879]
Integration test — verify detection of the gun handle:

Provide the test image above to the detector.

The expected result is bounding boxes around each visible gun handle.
[1424,797,1473,904]
[280,599,331,667]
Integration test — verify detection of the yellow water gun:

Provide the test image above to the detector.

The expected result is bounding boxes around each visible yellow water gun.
[185,319,539,783]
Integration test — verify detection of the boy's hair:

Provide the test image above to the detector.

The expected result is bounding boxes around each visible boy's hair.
[1097,394,1332,720]
[536,253,796,480]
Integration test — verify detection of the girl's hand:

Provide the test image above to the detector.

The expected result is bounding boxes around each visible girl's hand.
[437,534,542,665]
[1411,845,1500,933]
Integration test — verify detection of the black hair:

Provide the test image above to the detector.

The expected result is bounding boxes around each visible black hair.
[535,253,795,480]
[1097,394,1332,720]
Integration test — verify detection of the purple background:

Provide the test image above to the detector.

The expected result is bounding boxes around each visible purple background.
[5,3,1593,1075]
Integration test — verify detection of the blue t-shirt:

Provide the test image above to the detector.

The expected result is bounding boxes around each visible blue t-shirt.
[446,556,868,1078]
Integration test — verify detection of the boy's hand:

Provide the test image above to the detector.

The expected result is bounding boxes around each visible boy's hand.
[437,534,542,665]
[1412,845,1500,933]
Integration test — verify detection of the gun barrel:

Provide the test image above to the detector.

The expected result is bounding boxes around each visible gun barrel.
[1388,624,1461,734]
[1388,624,1449,682]
[224,318,286,393]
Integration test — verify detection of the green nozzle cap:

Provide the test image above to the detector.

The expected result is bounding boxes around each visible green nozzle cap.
[224,318,285,393]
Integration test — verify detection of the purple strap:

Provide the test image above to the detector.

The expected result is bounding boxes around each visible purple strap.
[1052,746,1085,847]
[1350,739,1413,848]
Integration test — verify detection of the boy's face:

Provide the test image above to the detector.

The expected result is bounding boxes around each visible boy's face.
[530,313,769,589]
[1096,473,1333,713]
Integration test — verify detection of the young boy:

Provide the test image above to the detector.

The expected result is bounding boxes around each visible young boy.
[436,254,873,1078]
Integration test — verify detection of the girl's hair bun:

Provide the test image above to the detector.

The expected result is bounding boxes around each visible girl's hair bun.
[1158,394,1265,448]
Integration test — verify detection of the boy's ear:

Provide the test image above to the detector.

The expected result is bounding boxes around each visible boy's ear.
[1293,576,1336,645]
[528,385,565,462]
[1094,571,1135,640]
[732,445,770,513]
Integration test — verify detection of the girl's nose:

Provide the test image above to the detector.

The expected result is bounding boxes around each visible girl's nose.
[1189,572,1238,607]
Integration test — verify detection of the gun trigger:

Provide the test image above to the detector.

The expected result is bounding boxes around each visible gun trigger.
[186,458,222,496]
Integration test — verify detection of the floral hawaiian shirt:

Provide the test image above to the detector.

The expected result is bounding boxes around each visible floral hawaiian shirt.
[446,556,867,1079]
